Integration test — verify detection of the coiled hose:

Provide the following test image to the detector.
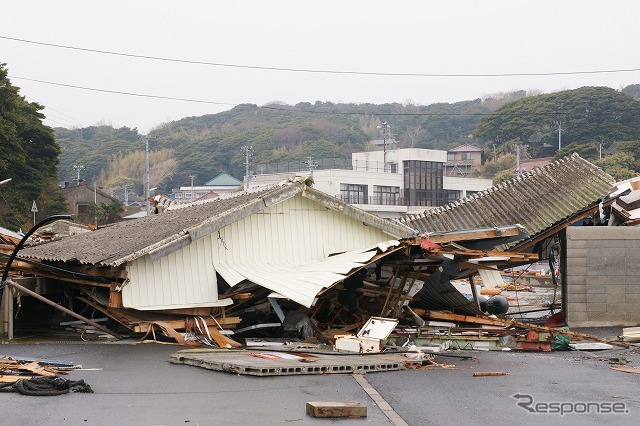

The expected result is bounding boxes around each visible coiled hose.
[0,376,93,396]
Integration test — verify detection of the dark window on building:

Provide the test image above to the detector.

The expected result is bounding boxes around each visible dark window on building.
[373,186,400,205]
[461,152,472,160]
[447,153,455,161]
[403,160,445,207]
[445,190,460,203]
[340,183,368,204]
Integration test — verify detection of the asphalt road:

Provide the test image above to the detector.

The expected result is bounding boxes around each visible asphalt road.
[1,337,639,426]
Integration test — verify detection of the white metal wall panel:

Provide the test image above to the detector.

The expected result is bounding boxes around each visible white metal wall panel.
[124,193,395,309]
[214,195,388,266]
[123,236,222,310]
[212,195,394,306]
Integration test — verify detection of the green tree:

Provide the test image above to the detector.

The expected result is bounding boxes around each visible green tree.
[474,87,640,157]
[595,152,637,181]
[82,201,124,226]
[493,169,516,184]
[0,63,60,230]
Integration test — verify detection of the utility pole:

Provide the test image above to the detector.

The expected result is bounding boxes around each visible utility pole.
[145,138,151,216]
[557,121,562,151]
[94,180,98,228]
[515,145,521,174]
[124,184,129,206]
[492,144,497,162]
[189,175,195,202]
[377,122,390,172]
[599,143,603,160]
[73,165,85,185]
[241,146,252,190]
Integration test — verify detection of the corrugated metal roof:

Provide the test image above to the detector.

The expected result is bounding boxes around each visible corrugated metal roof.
[20,179,413,267]
[401,154,614,242]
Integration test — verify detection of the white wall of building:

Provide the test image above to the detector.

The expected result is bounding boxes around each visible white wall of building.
[250,148,493,219]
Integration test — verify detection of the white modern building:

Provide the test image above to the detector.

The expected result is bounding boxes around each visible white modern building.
[251,148,493,218]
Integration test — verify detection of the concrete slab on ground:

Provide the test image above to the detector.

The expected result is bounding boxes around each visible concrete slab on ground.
[170,348,411,376]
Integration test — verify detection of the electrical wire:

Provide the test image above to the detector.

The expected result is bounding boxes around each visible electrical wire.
[10,75,236,106]
[2,35,640,78]
[8,74,640,118]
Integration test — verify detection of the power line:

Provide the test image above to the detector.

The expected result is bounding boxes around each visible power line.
[2,34,640,78]
[9,74,640,119]
[10,75,236,106]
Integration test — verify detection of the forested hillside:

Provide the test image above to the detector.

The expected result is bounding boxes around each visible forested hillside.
[54,85,640,200]
[56,100,489,194]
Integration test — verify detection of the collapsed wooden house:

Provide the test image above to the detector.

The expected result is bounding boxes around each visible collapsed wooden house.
[6,177,413,337]
[2,154,627,342]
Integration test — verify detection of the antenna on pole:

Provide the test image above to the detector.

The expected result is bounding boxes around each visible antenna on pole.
[73,165,85,185]
[304,155,318,178]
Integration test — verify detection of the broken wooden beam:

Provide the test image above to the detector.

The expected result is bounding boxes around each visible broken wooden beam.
[473,372,507,377]
[306,401,367,418]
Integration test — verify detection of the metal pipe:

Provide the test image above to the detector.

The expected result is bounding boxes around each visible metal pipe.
[6,280,120,339]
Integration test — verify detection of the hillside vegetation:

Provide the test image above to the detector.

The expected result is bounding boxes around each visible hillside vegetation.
[57,99,490,194]
[56,85,640,199]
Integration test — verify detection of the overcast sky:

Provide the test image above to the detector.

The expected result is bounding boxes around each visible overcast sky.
[2,1,639,133]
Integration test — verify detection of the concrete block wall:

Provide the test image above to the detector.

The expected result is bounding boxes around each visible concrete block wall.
[566,227,640,327]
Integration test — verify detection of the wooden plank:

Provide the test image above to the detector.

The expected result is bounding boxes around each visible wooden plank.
[0,375,31,383]
[473,372,507,377]
[77,296,136,330]
[161,307,212,316]
[132,316,241,333]
[207,326,242,348]
[423,227,521,244]
[306,401,367,418]
[77,295,241,332]
[610,365,640,374]
[18,360,58,377]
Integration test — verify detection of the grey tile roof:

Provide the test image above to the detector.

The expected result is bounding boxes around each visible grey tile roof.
[20,179,413,267]
[401,154,614,239]
[21,184,287,267]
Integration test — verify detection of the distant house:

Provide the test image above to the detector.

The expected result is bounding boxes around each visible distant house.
[172,173,242,203]
[55,182,121,216]
[445,144,484,177]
